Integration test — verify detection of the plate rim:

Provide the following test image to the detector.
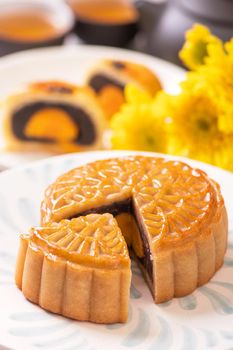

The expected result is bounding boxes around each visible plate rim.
[0,150,232,180]
[0,44,185,77]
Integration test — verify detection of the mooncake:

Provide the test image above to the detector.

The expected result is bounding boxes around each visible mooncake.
[3,81,106,153]
[16,156,228,324]
[86,60,162,118]
[15,214,130,324]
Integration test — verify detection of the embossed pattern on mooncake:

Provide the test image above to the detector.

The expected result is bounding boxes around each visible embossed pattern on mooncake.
[133,160,218,248]
[42,156,222,249]
[31,213,129,267]
[16,213,131,323]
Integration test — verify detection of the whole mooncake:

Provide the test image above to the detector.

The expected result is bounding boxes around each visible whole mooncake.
[3,81,106,153]
[16,156,228,323]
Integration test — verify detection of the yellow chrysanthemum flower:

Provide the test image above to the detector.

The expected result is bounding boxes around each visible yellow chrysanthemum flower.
[167,91,233,171]
[125,84,152,104]
[110,26,233,171]
[179,24,221,70]
[181,40,233,134]
[203,41,233,133]
[225,38,233,59]
[110,85,167,152]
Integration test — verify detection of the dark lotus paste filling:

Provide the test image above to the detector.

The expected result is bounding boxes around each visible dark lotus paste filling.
[88,74,125,93]
[70,198,153,282]
[12,101,96,145]
[132,200,153,282]
[72,198,132,217]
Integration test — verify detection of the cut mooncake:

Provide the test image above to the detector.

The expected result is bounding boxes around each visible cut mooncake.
[3,81,106,153]
[85,59,162,119]
[16,156,228,323]
[41,156,228,299]
[15,214,131,324]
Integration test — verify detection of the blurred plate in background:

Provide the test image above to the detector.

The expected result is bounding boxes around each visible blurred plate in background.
[0,45,185,168]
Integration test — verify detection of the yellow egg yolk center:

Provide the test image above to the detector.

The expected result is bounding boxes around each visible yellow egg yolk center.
[24,108,79,142]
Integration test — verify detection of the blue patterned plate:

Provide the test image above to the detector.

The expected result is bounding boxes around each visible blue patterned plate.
[0,151,232,350]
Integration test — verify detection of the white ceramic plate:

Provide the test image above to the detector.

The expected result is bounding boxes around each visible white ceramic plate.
[0,45,185,168]
[0,150,232,350]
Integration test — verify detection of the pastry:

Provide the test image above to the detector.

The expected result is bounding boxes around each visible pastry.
[15,214,131,324]
[41,156,228,300]
[3,81,106,153]
[16,156,228,323]
[86,60,162,118]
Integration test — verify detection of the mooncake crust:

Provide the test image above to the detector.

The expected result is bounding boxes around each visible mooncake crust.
[40,156,228,304]
[15,214,131,324]
[86,59,162,96]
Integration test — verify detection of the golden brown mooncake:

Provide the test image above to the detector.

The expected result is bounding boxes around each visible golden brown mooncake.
[85,59,162,119]
[3,81,106,153]
[16,156,228,324]
[15,214,131,324]
[41,156,228,302]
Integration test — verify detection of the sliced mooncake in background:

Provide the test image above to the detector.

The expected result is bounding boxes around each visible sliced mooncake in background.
[85,59,162,119]
[2,81,107,153]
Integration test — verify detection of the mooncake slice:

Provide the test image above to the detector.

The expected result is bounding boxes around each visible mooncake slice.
[41,156,228,304]
[85,59,162,118]
[3,81,106,153]
[15,213,131,324]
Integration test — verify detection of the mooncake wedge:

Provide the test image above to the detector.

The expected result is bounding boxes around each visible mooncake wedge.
[15,214,131,324]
